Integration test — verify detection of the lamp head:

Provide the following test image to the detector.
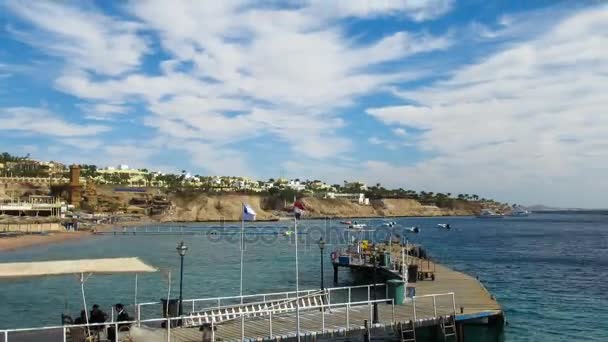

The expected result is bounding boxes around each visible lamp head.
[176,241,188,256]
[318,237,326,250]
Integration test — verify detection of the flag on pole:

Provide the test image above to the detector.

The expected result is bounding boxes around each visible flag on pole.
[293,199,305,220]
[243,204,257,221]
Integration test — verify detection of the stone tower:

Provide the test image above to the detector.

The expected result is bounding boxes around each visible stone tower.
[69,164,82,207]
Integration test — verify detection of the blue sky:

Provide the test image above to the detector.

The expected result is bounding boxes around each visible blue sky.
[1,1,607,208]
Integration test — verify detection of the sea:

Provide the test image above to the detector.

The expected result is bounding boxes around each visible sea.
[0,212,607,341]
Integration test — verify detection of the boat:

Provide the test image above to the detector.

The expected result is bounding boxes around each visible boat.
[382,221,397,227]
[348,223,368,229]
[405,226,420,233]
[510,207,530,217]
[340,221,352,225]
[477,209,504,218]
[437,223,451,229]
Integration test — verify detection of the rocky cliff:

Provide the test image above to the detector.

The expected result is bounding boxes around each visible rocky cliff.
[158,194,476,222]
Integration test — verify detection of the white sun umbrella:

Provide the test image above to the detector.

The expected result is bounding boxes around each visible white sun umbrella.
[0,257,157,336]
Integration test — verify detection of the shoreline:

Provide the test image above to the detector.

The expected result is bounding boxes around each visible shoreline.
[1,213,474,251]
[0,231,91,252]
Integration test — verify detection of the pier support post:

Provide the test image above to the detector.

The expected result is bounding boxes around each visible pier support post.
[457,322,465,341]
[333,265,338,285]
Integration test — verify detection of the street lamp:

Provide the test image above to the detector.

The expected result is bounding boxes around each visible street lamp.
[176,241,188,319]
[372,246,379,324]
[318,237,326,290]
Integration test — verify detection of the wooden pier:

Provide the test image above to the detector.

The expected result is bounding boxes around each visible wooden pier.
[137,241,503,342]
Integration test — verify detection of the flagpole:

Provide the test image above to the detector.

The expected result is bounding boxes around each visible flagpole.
[294,213,301,341]
[240,203,245,341]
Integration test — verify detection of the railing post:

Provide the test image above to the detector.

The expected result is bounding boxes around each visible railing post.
[322,304,325,332]
[452,293,457,316]
[63,326,67,342]
[4,330,8,342]
[114,322,119,342]
[392,300,395,323]
[367,286,370,302]
[346,303,350,328]
[111,307,114,322]
[269,310,273,338]
[212,320,215,342]
[433,296,437,317]
[412,297,417,322]
[166,318,171,342]
[217,298,221,310]
[137,304,141,327]
[348,287,351,303]
[328,290,331,306]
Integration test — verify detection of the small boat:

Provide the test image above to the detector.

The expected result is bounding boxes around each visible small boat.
[477,209,504,218]
[349,223,368,229]
[382,221,397,227]
[510,207,530,217]
[340,221,352,225]
[405,226,420,233]
[437,223,451,229]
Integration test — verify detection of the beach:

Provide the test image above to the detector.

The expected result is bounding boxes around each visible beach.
[0,231,90,252]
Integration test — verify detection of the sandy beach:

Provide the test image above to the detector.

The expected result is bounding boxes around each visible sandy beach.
[0,232,91,252]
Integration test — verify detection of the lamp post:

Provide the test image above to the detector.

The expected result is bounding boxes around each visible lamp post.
[318,237,326,290]
[372,246,379,324]
[176,241,188,319]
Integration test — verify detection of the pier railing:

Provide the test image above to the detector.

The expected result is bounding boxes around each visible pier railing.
[0,288,458,342]
[136,283,388,321]
[1,296,395,342]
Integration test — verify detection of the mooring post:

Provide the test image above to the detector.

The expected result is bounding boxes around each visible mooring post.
[333,265,338,285]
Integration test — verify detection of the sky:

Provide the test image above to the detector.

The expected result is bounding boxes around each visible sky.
[0,0,607,208]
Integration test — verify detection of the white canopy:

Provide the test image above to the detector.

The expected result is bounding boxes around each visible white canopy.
[0,257,157,278]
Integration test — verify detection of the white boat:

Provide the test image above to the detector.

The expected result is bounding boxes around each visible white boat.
[510,207,530,217]
[437,223,451,229]
[382,221,397,227]
[477,209,504,218]
[405,226,420,233]
[348,223,368,229]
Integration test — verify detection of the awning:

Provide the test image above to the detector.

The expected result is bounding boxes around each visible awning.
[0,257,157,278]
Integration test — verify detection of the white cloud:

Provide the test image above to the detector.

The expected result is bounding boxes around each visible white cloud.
[30,0,449,163]
[366,6,608,207]
[393,128,407,137]
[0,107,109,137]
[307,0,454,22]
[5,1,147,76]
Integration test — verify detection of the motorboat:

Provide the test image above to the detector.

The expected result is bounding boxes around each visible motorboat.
[340,221,352,225]
[382,221,397,227]
[349,223,368,229]
[405,226,420,233]
[477,209,504,218]
[510,207,530,217]
[437,223,451,229]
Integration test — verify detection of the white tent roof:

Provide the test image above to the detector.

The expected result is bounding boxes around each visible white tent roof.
[0,257,157,278]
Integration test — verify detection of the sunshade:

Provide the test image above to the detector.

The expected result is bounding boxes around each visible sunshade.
[0,257,157,278]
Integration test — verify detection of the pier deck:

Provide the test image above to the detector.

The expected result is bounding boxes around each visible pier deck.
[157,260,501,341]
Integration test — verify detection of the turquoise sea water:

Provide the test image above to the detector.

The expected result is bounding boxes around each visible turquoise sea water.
[0,213,607,341]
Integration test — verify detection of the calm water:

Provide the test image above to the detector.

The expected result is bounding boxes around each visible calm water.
[1,213,607,341]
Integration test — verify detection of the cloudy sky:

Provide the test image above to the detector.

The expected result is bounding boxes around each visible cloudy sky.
[1,1,606,208]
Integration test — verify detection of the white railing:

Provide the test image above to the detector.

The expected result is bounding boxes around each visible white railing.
[1,297,395,342]
[0,287,456,342]
[137,283,388,321]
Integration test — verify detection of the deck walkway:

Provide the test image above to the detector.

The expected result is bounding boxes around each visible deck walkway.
[157,257,501,341]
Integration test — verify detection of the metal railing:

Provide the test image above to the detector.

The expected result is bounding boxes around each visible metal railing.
[1,296,395,342]
[136,283,388,321]
[0,287,456,342]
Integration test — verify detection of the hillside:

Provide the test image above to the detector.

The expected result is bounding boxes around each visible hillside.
[159,193,478,221]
